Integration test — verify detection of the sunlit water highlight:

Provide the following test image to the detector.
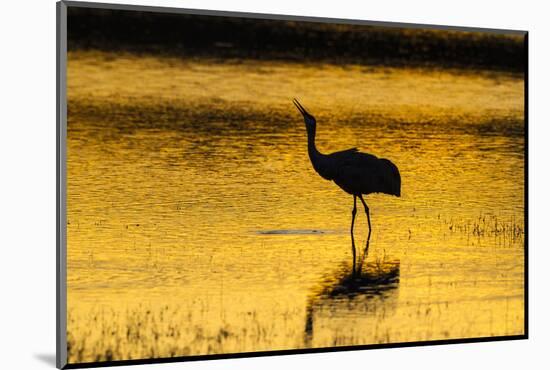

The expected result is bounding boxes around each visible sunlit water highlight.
[66,51,524,363]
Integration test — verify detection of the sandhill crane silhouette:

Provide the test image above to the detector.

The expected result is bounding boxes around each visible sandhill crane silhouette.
[293,99,401,271]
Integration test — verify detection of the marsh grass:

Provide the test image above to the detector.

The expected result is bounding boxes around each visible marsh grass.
[441,213,524,246]
[67,302,305,364]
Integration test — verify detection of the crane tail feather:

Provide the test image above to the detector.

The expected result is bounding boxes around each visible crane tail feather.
[381,158,401,197]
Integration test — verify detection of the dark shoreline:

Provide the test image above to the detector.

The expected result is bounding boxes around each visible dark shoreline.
[68,8,525,73]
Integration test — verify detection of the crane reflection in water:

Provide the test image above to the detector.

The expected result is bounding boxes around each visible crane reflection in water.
[304,256,400,347]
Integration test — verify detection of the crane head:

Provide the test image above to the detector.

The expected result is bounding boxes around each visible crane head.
[293,98,316,128]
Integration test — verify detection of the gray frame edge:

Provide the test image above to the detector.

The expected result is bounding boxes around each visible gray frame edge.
[56,1,68,369]
[61,0,527,35]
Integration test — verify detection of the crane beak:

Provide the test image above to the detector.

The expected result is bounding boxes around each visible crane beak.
[293,98,310,118]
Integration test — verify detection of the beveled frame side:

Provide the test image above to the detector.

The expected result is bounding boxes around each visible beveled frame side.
[56,1,68,368]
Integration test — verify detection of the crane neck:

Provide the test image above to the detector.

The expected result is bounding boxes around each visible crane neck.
[306,124,321,161]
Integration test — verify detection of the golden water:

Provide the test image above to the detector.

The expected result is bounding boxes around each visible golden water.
[66,50,525,363]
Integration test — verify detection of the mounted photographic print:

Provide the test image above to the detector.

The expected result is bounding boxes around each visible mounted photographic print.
[56,1,527,368]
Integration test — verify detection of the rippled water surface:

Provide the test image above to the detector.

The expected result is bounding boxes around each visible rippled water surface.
[66,51,525,363]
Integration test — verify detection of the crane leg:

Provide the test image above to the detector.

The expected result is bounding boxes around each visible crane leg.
[358,195,372,258]
[351,195,357,275]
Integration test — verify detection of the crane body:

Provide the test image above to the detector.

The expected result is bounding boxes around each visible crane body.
[293,98,401,271]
